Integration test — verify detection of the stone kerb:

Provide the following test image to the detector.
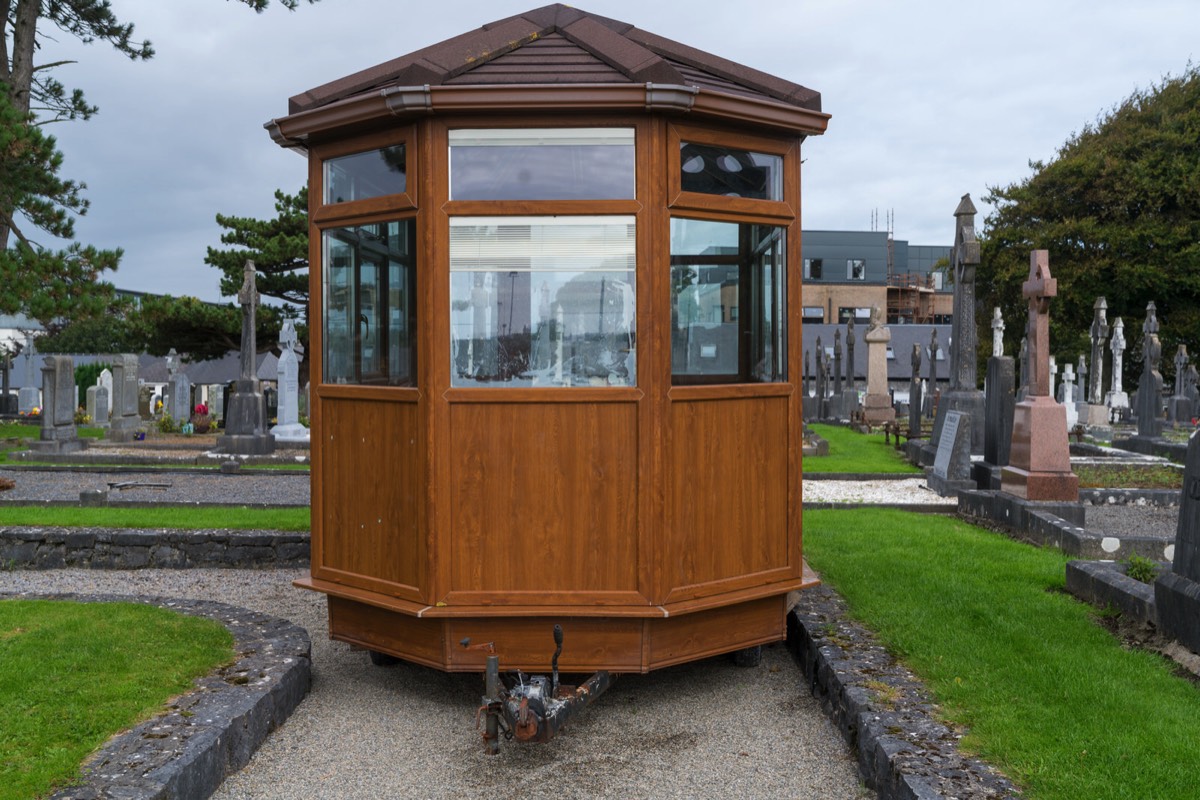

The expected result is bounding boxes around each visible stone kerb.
[0,527,310,569]
[0,592,311,800]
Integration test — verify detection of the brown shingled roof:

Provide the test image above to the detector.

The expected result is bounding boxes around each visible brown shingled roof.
[288,4,821,116]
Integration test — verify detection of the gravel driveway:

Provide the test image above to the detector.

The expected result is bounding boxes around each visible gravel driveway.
[2,568,870,800]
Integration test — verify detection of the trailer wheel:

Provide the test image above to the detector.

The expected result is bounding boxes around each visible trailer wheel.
[369,650,402,667]
[731,645,762,668]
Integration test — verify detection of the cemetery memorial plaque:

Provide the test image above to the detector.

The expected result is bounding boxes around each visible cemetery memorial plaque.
[929,410,975,497]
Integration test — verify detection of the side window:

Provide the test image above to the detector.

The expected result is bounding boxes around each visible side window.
[324,145,406,204]
[322,219,416,386]
[847,258,866,281]
[679,142,782,201]
[804,258,823,280]
[670,217,786,384]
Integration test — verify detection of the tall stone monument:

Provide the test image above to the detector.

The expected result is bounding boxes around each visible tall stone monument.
[840,316,859,417]
[1136,302,1164,438]
[0,350,12,414]
[1154,429,1200,654]
[1001,251,1078,501]
[1016,335,1029,401]
[271,319,310,443]
[217,261,276,455]
[908,343,923,437]
[925,195,985,462]
[28,356,86,453]
[1105,317,1129,414]
[991,306,1005,358]
[1088,298,1108,405]
[861,306,895,425]
[923,328,939,418]
[1061,363,1079,429]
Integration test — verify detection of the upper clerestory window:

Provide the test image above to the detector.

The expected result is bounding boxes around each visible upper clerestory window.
[324,144,407,204]
[449,128,635,201]
[679,142,782,201]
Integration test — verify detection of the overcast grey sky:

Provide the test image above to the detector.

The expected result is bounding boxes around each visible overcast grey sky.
[33,0,1200,302]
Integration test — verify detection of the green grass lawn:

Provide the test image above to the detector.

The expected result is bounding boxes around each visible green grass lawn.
[0,600,233,800]
[804,423,921,474]
[804,508,1200,800]
[0,505,310,531]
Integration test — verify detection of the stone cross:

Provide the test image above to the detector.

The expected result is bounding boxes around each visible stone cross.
[991,307,1005,358]
[1175,345,1190,397]
[927,328,939,386]
[845,316,856,391]
[1089,297,1109,404]
[1187,363,1200,406]
[815,336,825,399]
[948,195,981,391]
[1021,251,1057,398]
[833,329,843,395]
[1110,318,1126,397]
[165,348,180,379]
[1061,363,1079,428]
[1049,356,1058,400]
[238,260,260,382]
[1077,354,1088,401]
[1017,336,1029,398]
[803,349,810,397]
[1144,301,1161,365]
[911,343,922,385]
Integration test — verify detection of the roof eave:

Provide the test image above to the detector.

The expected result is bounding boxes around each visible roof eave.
[265,83,830,152]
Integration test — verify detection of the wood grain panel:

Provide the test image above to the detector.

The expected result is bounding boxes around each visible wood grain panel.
[647,596,784,670]
[328,597,444,669]
[447,617,643,672]
[449,402,639,596]
[318,396,424,596]
[666,396,790,598]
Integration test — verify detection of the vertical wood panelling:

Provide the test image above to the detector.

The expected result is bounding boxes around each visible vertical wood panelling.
[666,396,790,598]
[318,397,424,597]
[448,402,640,597]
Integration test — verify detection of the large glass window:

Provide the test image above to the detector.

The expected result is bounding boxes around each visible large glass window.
[322,219,416,385]
[324,145,407,204]
[679,142,783,201]
[449,216,636,387]
[449,128,635,201]
[670,218,786,384]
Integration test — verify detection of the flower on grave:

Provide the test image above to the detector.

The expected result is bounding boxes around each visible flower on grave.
[194,403,209,416]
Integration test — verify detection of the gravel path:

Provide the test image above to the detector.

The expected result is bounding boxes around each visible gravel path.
[802,477,957,506]
[0,568,870,800]
[0,468,309,506]
[1085,504,1177,540]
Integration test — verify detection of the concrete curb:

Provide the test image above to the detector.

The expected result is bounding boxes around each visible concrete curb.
[789,586,1021,799]
[804,502,955,514]
[803,472,923,481]
[0,527,310,569]
[0,592,311,800]
[1065,560,1159,625]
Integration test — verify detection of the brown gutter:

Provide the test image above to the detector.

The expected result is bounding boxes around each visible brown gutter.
[264,83,830,151]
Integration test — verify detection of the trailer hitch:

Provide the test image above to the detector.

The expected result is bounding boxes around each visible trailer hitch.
[464,625,614,755]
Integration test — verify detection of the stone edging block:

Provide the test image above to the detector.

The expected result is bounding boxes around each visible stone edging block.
[1065,560,1157,625]
[0,591,311,800]
[0,527,310,569]
[789,585,1021,799]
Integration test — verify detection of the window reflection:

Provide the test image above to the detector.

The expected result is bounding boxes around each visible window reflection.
[324,145,407,204]
[679,142,782,201]
[323,220,416,385]
[670,217,786,384]
[450,129,635,201]
[449,217,637,387]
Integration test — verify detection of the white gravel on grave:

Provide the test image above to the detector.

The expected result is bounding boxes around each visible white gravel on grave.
[802,477,958,505]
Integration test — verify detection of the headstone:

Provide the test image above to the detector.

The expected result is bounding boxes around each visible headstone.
[1076,349,1109,428]
[0,351,13,414]
[908,344,923,437]
[1089,298,1108,404]
[1049,356,1058,401]
[94,385,110,430]
[977,353,1016,491]
[1075,354,1088,411]
[1186,364,1199,409]
[802,349,816,421]
[833,330,843,396]
[845,316,857,391]
[1154,430,1200,654]
[1168,344,1194,427]
[861,306,895,424]
[1136,302,1165,438]
[217,261,276,455]
[928,410,975,496]
[1105,317,1130,412]
[28,356,86,453]
[991,307,1005,358]
[814,336,826,419]
[138,384,154,421]
[98,368,114,414]
[923,328,939,418]
[169,371,192,424]
[1001,251,1078,501]
[1061,364,1079,429]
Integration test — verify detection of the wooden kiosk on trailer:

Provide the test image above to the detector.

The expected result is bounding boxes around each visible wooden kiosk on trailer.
[269,4,828,675]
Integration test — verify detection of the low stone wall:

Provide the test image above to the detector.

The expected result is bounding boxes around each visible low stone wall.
[958,491,1171,561]
[0,591,312,800]
[0,527,309,569]
[1111,435,1188,463]
[1065,560,1158,626]
[1079,488,1180,507]
[789,586,1021,799]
